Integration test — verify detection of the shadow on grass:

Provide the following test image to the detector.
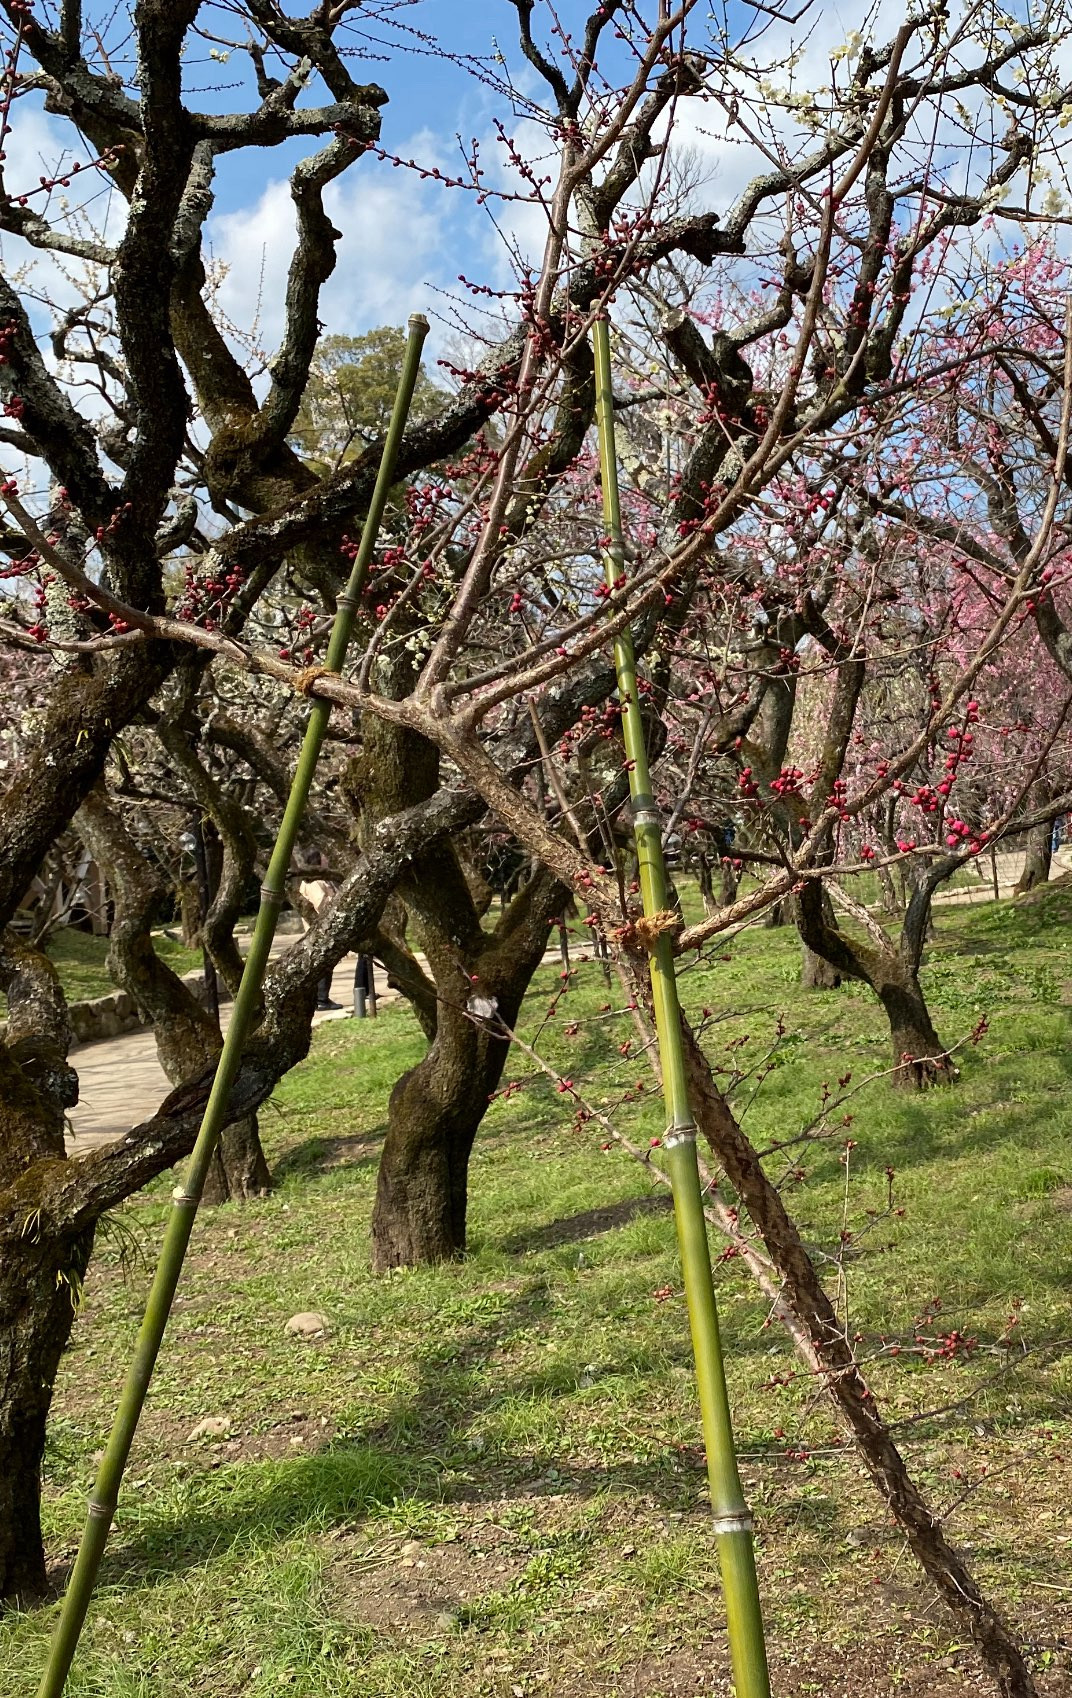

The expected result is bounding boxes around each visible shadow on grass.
[848,1043,1072,1179]
[76,1445,414,1594]
[501,1193,672,1254]
[57,1187,1072,1607]
[273,1125,386,1183]
[59,899,1072,1603]
[83,1283,707,1595]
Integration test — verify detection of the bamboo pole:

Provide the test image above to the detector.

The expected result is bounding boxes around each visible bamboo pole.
[592,314,772,1698]
[36,316,430,1698]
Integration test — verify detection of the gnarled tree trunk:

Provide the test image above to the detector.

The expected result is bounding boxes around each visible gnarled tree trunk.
[876,963,956,1088]
[0,939,87,1605]
[877,859,904,915]
[796,878,954,1088]
[353,707,567,1270]
[696,852,716,914]
[1013,792,1054,897]
[370,860,564,1270]
[799,891,842,989]
[77,791,272,1198]
[202,1114,273,1203]
[0,1204,91,1604]
[720,856,739,906]
[801,943,841,989]
[372,1010,495,1267]
[0,796,423,1605]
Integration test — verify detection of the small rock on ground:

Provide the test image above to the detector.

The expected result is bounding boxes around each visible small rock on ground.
[187,1416,231,1442]
[285,1311,330,1338]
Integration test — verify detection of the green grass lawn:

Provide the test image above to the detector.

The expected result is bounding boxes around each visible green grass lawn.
[38,929,203,1003]
[5,893,1072,1695]
[1,931,201,1021]
[0,928,203,1007]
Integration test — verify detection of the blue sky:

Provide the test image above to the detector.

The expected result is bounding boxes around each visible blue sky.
[3,0,1062,395]
[203,0,515,219]
[5,3,601,369]
[194,0,774,363]
[1,1,774,452]
[194,1,599,365]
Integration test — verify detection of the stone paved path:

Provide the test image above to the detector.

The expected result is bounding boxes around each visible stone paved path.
[930,847,1072,906]
[65,952,378,1156]
[65,848,1072,1159]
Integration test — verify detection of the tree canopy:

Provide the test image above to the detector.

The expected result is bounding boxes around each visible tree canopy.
[3,4,1072,1694]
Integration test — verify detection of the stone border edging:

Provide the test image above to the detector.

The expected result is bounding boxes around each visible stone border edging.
[1,970,217,1048]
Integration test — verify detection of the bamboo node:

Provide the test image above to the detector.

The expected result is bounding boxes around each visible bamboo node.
[171,1187,197,1208]
[664,1125,697,1148]
[711,1511,754,1536]
[293,664,331,695]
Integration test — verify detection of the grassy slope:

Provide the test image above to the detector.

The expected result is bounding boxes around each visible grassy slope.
[41,930,202,1003]
[0,930,204,1009]
[5,891,1072,1696]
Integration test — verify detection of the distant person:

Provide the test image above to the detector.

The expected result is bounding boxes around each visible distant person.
[298,854,342,1010]
[352,951,378,1017]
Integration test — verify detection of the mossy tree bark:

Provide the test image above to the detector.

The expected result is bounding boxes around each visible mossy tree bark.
[352,718,566,1270]
[0,1174,91,1603]
[371,855,564,1268]
[0,791,448,1604]
[0,940,87,1605]
[799,891,842,989]
[878,974,953,1084]
[800,941,842,989]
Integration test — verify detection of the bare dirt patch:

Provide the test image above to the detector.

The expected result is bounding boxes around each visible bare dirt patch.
[550,1640,1072,1698]
[328,1520,526,1633]
[139,1408,336,1471]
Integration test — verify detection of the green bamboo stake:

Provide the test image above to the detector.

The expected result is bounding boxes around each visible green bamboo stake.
[592,314,772,1698]
[37,315,430,1698]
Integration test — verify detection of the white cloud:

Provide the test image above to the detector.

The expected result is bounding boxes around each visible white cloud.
[208,130,454,357]
[0,101,124,310]
[2,101,122,226]
[0,104,127,466]
[471,112,558,287]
